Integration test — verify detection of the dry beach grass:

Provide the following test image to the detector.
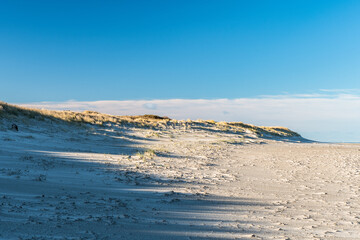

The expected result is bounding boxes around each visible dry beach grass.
[0,102,359,239]
[0,102,299,138]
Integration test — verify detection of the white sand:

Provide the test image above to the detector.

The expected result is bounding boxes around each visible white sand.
[1,117,360,239]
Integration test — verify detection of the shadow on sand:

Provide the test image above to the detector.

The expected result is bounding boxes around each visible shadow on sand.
[0,117,281,239]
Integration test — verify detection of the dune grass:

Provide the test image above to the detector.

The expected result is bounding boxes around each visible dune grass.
[0,101,300,138]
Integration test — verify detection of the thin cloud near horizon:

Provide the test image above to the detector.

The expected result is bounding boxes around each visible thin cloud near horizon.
[19,91,360,143]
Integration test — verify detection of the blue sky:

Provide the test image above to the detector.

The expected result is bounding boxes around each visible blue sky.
[1,0,360,102]
[2,1,360,142]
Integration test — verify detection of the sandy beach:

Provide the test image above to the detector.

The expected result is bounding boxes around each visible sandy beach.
[1,105,360,239]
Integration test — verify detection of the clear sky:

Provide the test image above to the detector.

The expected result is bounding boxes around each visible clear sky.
[1,0,360,102]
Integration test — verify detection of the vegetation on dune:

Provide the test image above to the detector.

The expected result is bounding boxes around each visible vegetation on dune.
[0,101,300,138]
[0,102,171,126]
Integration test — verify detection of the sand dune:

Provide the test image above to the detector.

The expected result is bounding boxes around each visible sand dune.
[1,103,359,239]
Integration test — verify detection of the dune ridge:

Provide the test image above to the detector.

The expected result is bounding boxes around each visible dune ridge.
[0,101,300,139]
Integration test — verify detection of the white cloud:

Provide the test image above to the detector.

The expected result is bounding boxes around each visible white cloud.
[19,92,360,142]
[143,103,158,110]
[319,88,360,94]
